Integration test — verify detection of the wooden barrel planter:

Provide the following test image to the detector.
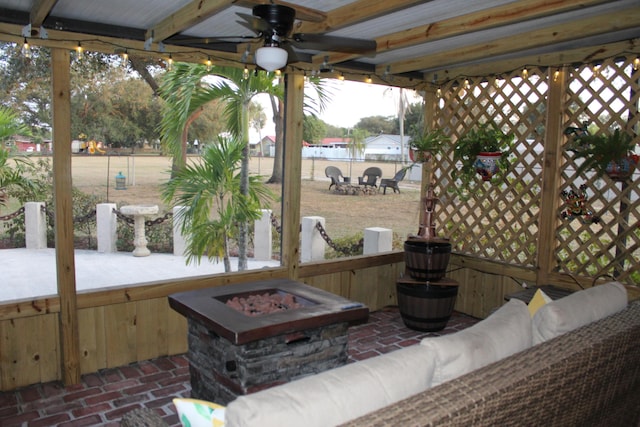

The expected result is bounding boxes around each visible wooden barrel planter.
[403,239,451,281]
[396,278,459,332]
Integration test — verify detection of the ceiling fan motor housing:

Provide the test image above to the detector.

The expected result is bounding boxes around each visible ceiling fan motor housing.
[253,4,295,37]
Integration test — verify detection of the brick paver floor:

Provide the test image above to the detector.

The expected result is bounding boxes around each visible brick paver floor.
[0,307,478,427]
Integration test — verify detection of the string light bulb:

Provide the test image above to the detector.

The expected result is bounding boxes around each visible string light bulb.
[338,73,345,81]
[592,62,602,76]
[365,75,372,84]
[553,69,560,82]
[22,38,31,58]
[274,69,281,77]
[205,57,212,72]
[464,79,471,89]
[166,54,173,70]
[633,57,639,71]
[436,88,442,98]
[121,50,128,67]
[521,67,528,79]
[243,65,249,79]
[76,42,83,59]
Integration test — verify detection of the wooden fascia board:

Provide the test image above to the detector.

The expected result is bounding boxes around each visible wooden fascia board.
[422,38,640,84]
[383,8,640,75]
[0,22,243,67]
[314,0,614,66]
[30,0,57,28]
[145,0,234,43]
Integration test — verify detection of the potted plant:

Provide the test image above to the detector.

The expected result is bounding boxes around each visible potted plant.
[453,123,514,184]
[569,127,638,181]
[408,125,450,163]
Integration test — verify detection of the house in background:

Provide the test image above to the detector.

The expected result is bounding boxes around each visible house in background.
[363,134,410,162]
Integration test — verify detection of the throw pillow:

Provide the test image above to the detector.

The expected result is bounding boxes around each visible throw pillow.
[224,344,435,427]
[420,298,532,386]
[528,288,552,317]
[173,398,225,427]
[532,281,627,344]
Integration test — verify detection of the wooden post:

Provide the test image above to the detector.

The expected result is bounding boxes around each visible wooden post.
[281,73,305,279]
[51,48,81,385]
[537,67,567,286]
[420,87,438,232]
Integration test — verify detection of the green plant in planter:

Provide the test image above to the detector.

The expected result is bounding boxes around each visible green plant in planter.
[408,125,450,163]
[453,123,514,185]
[569,127,638,180]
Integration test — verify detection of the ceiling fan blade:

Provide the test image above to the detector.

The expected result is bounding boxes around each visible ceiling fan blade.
[281,43,312,64]
[237,13,270,34]
[291,33,376,54]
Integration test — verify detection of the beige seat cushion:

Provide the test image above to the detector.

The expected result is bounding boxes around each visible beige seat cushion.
[420,298,532,386]
[225,344,435,427]
[532,281,627,344]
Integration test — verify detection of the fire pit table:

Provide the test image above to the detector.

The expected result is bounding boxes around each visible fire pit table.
[169,279,369,405]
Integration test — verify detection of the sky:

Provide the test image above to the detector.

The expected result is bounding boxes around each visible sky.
[252,79,422,139]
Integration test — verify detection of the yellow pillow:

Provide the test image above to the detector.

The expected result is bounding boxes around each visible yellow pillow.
[173,398,225,427]
[528,288,552,317]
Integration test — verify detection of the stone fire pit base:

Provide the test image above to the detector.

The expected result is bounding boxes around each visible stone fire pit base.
[188,319,349,405]
[169,279,369,405]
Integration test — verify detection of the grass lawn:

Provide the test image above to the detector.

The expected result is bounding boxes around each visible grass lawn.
[3,154,425,244]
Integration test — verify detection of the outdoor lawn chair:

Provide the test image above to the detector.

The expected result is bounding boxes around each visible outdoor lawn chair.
[358,167,382,188]
[380,167,408,194]
[325,166,349,191]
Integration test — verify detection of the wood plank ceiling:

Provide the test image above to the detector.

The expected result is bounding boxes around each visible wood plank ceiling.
[0,0,639,86]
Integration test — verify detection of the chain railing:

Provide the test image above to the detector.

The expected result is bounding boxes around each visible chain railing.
[270,213,363,256]
[112,208,173,226]
[41,205,98,225]
[315,221,363,256]
[0,206,25,221]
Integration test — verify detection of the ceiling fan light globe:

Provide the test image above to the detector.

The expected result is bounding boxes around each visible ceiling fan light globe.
[256,46,288,71]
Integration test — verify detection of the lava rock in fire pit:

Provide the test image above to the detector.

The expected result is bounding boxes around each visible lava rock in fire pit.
[226,292,303,316]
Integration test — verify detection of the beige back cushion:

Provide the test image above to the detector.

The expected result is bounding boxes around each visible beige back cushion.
[421,298,532,386]
[532,281,627,344]
[225,344,435,427]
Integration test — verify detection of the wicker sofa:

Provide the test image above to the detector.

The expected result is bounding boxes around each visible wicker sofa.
[342,297,640,427]
[223,283,640,427]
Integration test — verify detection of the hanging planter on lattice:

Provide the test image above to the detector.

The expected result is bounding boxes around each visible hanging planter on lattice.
[567,126,638,182]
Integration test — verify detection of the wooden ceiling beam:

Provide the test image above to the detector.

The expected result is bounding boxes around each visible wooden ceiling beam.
[315,0,615,66]
[382,8,640,75]
[30,0,57,28]
[297,0,427,34]
[145,0,233,43]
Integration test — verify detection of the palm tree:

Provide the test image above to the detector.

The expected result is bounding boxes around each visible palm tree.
[0,107,34,207]
[162,136,273,272]
[159,64,280,270]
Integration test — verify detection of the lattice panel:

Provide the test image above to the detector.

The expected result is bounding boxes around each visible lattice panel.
[432,57,639,285]
[434,68,547,267]
[558,57,639,284]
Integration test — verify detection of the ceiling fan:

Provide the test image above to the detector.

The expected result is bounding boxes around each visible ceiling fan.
[173,4,377,71]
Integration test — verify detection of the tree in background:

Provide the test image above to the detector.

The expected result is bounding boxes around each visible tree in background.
[354,115,397,135]
[303,115,327,145]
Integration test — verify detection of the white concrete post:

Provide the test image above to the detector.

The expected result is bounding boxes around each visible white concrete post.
[173,206,187,256]
[301,216,326,262]
[97,203,117,253]
[25,202,47,249]
[363,227,393,255]
[254,209,272,261]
